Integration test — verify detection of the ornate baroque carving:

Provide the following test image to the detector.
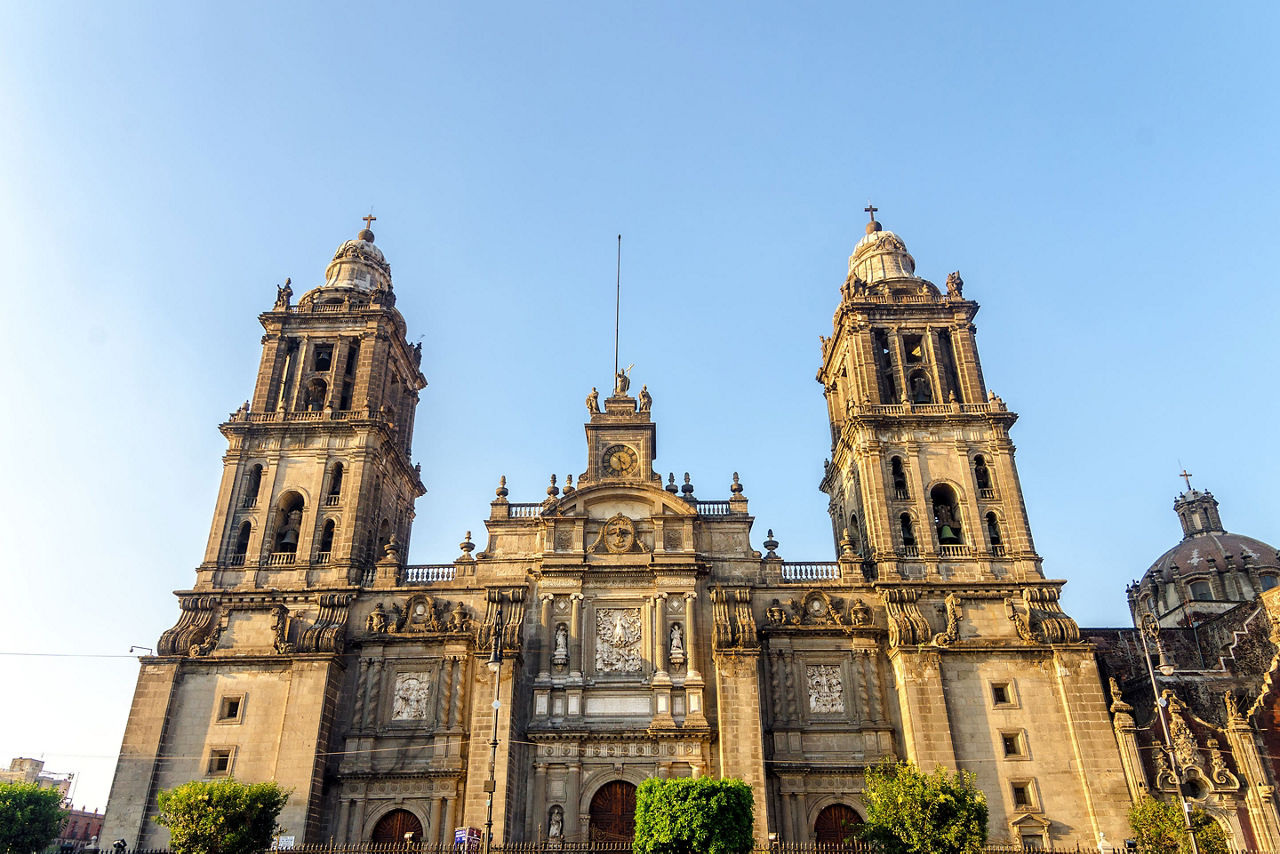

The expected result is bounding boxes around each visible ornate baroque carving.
[884,589,931,647]
[595,608,642,672]
[590,513,648,554]
[807,664,845,714]
[932,593,962,646]
[298,592,355,654]
[158,596,221,657]
[1023,587,1081,644]
[391,672,432,720]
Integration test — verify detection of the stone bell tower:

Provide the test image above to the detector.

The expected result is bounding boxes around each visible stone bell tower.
[816,207,1040,584]
[197,218,427,591]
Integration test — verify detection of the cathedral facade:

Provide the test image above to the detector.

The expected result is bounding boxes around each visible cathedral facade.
[105,215,1269,849]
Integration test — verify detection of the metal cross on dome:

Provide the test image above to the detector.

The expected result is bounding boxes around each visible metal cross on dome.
[1179,468,1193,491]
[864,203,878,221]
[362,213,377,230]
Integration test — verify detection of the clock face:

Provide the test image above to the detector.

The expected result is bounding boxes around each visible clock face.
[603,444,638,476]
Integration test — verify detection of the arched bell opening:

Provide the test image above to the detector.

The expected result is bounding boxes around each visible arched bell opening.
[243,464,263,508]
[900,513,917,549]
[272,492,305,554]
[986,512,1003,547]
[930,484,963,545]
[907,369,933,404]
[232,521,251,563]
[303,378,328,412]
[890,456,909,499]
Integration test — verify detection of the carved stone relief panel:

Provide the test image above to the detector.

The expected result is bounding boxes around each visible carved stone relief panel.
[807,664,845,715]
[595,607,643,673]
[391,672,432,720]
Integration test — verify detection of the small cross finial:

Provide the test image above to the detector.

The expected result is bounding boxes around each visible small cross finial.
[362,213,377,231]
[1180,468,1193,491]
[865,203,878,221]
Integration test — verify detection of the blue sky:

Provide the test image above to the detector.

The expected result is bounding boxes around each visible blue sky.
[1,1,1277,811]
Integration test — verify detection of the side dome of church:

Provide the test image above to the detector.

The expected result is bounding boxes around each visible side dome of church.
[1129,486,1280,628]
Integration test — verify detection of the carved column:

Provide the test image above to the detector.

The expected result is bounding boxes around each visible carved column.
[532,762,548,840]
[566,762,583,840]
[438,656,456,730]
[1110,701,1148,802]
[450,656,466,732]
[429,797,444,846]
[1226,711,1280,849]
[443,794,457,847]
[654,593,669,676]
[365,659,384,730]
[684,591,700,679]
[538,594,555,679]
[569,593,584,679]
[353,658,370,727]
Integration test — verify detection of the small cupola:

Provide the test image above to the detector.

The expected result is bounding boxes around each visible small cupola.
[323,216,392,293]
[848,205,918,285]
[1174,488,1225,538]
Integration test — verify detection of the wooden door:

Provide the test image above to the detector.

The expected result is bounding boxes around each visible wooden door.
[371,808,425,845]
[589,780,637,841]
[814,803,861,846]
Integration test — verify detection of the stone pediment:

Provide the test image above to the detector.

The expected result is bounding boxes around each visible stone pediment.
[550,481,698,521]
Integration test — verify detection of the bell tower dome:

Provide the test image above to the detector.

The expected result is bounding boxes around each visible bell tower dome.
[817,209,1040,582]
[197,220,426,590]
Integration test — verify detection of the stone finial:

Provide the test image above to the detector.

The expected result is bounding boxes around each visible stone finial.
[681,472,695,500]
[459,531,475,559]
[840,528,856,557]
[546,474,559,498]
[563,474,575,494]
[763,529,780,560]
[495,475,509,499]
[730,472,743,495]
[666,473,679,494]
[382,535,401,562]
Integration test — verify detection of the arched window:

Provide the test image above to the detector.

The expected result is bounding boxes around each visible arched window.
[231,522,251,565]
[319,519,336,558]
[370,808,423,844]
[986,512,1002,546]
[930,484,963,545]
[272,492,305,554]
[847,513,861,554]
[377,518,392,556]
[1190,580,1213,601]
[326,463,344,505]
[243,464,263,508]
[1261,574,1279,591]
[890,457,909,499]
[907,370,932,404]
[900,513,917,549]
[814,803,862,846]
[973,455,993,494]
[303,378,327,412]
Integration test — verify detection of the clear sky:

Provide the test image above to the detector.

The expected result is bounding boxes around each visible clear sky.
[1,1,1277,812]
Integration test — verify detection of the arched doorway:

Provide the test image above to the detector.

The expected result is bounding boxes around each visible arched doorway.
[371,808,424,845]
[814,803,861,846]
[590,780,637,841]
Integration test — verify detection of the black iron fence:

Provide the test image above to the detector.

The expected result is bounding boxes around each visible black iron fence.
[89,845,1280,854]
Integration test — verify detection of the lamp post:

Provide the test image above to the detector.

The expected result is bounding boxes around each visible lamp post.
[1136,613,1200,854]
[482,596,506,854]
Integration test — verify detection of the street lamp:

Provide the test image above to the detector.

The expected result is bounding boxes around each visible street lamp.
[1136,613,1200,854]
[482,596,506,854]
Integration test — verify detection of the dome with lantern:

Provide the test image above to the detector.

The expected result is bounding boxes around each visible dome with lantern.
[1129,484,1280,628]
[844,208,941,299]
[323,221,392,293]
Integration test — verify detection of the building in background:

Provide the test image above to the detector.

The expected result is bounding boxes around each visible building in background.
[1,757,74,801]
[101,216,1276,849]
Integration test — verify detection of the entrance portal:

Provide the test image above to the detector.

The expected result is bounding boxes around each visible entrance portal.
[371,808,424,844]
[814,803,861,846]
[589,780,637,842]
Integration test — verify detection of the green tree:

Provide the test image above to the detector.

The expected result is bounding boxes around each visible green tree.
[633,777,754,854]
[153,778,289,854]
[1128,795,1230,854]
[0,782,67,854]
[859,761,987,854]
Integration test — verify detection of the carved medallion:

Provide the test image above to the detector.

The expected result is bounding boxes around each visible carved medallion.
[391,672,432,720]
[595,607,642,672]
[591,513,646,554]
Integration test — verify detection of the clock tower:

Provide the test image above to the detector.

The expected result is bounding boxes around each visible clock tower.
[578,380,659,486]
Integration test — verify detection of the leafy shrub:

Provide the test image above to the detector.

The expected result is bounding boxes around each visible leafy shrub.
[633,777,754,854]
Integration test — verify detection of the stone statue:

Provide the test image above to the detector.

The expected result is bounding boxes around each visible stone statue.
[612,613,628,646]
[670,622,684,655]
[552,623,569,665]
[945,271,964,298]
[366,602,388,634]
[548,806,563,838]
[614,365,632,395]
[586,387,600,414]
[274,278,292,309]
[638,385,652,412]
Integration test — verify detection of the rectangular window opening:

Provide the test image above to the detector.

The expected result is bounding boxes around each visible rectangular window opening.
[1002,731,1025,757]
[313,344,334,372]
[207,748,234,776]
[217,694,244,723]
[992,682,1012,705]
[903,334,924,364]
[1012,782,1033,808]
